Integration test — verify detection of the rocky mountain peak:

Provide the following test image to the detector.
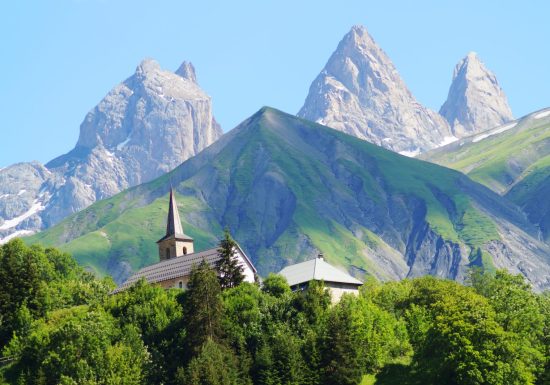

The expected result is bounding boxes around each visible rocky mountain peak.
[0,58,222,243]
[298,25,452,154]
[135,58,161,77]
[440,52,513,136]
[176,61,197,83]
[342,24,377,50]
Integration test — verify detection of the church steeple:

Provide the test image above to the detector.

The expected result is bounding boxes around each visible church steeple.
[156,187,194,261]
[166,187,184,236]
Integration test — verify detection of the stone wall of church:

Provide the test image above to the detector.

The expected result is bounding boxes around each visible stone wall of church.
[157,238,194,261]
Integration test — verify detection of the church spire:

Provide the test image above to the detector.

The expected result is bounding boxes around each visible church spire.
[166,187,184,236]
[156,187,194,260]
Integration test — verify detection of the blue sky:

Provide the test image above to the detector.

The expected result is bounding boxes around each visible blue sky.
[1,0,548,167]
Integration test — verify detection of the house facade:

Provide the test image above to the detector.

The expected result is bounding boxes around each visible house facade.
[278,254,363,302]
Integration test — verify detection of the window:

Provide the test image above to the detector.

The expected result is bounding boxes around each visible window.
[166,248,170,258]
[178,281,183,289]
[183,247,187,255]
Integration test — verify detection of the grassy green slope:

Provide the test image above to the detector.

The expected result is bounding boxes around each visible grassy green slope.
[27,107,541,282]
[423,108,550,239]
[423,109,550,194]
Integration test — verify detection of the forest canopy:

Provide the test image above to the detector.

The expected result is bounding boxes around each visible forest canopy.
[0,239,549,385]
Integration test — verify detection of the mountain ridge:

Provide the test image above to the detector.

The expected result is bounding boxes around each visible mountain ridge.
[423,107,550,241]
[27,107,550,289]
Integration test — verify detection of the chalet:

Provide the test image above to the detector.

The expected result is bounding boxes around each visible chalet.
[278,254,363,302]
[114,188,257,293]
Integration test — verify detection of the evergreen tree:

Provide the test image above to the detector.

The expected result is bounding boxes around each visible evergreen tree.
[177,339,242,385]
[183,261,224,356]
[216,228,245,290]
[320,296,362,385]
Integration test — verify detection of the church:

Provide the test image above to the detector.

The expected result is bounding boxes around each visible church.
[115,188,363,300]
[114,188,257,293]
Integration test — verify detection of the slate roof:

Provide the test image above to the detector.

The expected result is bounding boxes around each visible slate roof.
[113,244,256,293]
[278,257,363,287]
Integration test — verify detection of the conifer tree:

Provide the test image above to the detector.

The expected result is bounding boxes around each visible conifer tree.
[321,297,362,385]
[177,339,241,385]
[183,261,223,355]
[216,228,245,290]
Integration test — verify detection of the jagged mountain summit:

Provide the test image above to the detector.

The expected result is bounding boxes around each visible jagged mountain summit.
[298,25,453,155]
[29,107,550,290]
[440,52,513,136]
[0,59,222,243]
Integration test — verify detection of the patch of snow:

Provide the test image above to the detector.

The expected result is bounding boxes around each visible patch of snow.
[534,110,550,119]
[116,136,131,151]
[438,136,458,147]
[0,200,46,230]
[17,189,26,196]
[0,194,10,199]
[472,122,517,143]
[0,230,35,244]
[382,138,392,142]
[399,149,421,158]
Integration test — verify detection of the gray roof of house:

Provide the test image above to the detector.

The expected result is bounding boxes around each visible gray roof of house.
[278,257,363,287]
[113,244,256,293]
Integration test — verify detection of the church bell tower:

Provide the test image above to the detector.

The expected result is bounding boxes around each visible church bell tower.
[156,187,194,261]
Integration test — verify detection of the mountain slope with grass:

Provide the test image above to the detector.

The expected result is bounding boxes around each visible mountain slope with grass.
[27,108,550,288]
[423,107,550,240]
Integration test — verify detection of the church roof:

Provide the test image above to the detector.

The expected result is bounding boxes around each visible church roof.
[278,256,363,287]
[157,188,193,243]
[113,244,256,293]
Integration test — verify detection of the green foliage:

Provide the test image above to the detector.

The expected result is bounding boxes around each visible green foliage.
[321,296,363,385]
[261,274,291,297]
[0,239,113,348]
[405,277,539,385]
[2,240,549,385]
[176,339,241,385]
[293,280,331,326]
[216,229,245,290]
[4,306,149,385]
[469,269,547,380]
[183,261,224,357]
[104,279,183,384]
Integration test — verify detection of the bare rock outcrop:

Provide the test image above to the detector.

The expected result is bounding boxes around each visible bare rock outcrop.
[298,25,453,155]
[0,59,222,242]
[440,52,513,136]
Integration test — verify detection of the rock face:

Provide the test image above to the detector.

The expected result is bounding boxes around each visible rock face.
[29,108,550,290]
[440,52,513,136]
[0,59,222,242]
[298,25,453,155]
